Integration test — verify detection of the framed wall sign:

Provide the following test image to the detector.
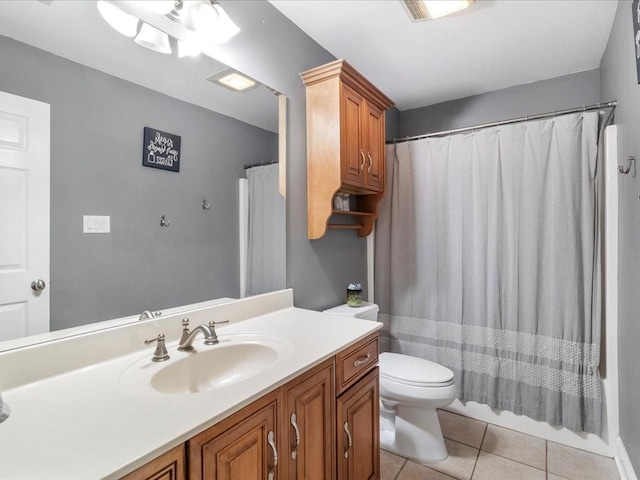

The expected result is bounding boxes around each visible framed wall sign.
[633,0,640,83]
[143,127,181,172]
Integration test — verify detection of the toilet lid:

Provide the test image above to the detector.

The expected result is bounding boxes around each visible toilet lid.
[379,352,455,387]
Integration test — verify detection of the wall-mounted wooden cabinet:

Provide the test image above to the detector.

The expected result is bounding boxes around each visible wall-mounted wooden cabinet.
[302,60,394,239]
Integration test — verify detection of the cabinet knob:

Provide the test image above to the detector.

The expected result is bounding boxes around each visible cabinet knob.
[360,150,366,171]
[367,153,373,173]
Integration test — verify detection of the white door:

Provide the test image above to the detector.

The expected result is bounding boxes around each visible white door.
[0,91,50,341]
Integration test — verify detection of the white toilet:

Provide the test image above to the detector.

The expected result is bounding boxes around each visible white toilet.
[323,302,458,462]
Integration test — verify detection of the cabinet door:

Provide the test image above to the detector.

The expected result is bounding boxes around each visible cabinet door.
[363,102,384,192]
[120,444,185,480]
[341,84,367,189]
[283,362,335,480]
[189,396,279,480]
[336,368,380,480]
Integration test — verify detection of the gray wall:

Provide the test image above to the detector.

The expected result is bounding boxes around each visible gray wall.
[0,35,277,330]
[398,69,601,137]
[216,1,376,310]
[600,0,640,472]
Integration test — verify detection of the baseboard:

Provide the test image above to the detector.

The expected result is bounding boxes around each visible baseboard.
[616,436,639,480]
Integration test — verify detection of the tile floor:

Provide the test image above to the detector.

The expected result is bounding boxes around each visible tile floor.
[381,410,620,480]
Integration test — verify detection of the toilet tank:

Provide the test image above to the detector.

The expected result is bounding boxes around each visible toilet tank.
[322,302,379,321]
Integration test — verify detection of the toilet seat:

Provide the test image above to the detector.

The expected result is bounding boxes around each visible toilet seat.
[379,352,455,387]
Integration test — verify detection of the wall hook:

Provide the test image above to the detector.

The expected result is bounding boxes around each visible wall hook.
[160,215,170,227]
[618,156,636,178]
[202,199,211,210]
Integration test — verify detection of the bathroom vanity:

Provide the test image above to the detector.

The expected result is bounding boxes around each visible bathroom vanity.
[0,290,381,479]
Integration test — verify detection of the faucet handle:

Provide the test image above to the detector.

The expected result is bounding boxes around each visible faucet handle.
[203,320,229,345]
[144,333,170,362]
[182,318,190,330]
[209,319,230,327]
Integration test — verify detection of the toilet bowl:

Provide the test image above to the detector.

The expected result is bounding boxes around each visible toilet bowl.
[323,302,458,462]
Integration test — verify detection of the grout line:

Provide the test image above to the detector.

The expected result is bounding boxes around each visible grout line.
[470,424,489,479]
[393,457,408,480]
[546,441,549,479]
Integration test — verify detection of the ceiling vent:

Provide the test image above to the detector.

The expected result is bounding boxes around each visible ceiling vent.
[401,0,475,21]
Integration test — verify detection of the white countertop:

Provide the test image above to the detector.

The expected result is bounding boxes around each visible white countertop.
[0,292,381,479]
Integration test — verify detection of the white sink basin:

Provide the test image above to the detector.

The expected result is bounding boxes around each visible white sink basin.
[152,342,277,394]
[120,333,292,396]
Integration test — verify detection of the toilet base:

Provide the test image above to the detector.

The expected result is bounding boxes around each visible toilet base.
[380,404,448,462]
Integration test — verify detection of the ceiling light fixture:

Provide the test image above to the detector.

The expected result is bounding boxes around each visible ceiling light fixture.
[97,0,240,57]
[402,0,475,21]
[207,69,258,92]
[135,23,172,54]
[140,1,177,15]
[97,0,139,37]
[177,39,201,58]
[169,1,241,46]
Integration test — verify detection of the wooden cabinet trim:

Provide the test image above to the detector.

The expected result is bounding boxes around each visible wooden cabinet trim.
[336,333,379,395]
[282,359,335,480]
[187,389,280,480]
[120,444,185,480]
[301,59,394,110]
[336,368,380,480]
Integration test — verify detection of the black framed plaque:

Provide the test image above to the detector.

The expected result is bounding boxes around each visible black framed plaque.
[143,127,181,172]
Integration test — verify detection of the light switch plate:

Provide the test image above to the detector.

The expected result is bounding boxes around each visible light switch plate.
[83,215,110,233]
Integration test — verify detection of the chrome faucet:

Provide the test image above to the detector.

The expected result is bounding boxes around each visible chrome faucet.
[138,310,161,321]
[178,318,229,351]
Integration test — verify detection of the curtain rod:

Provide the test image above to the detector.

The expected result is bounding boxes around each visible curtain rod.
[388,101,618,145]
[243,160,278,170]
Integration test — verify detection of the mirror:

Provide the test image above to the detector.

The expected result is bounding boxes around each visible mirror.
[0,1,286,351]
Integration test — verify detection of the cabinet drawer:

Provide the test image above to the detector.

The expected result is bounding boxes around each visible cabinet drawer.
[336,334,378,395]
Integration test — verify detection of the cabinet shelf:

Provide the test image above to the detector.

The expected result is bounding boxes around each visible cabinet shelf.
[331,210,375,217]
[328,224,363,231]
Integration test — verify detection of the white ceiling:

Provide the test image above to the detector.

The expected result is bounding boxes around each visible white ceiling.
[269,0,618,111]
[0,0,279,132]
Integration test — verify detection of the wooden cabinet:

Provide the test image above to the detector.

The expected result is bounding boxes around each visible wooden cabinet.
[337,368,380,480]
[340,84,385,194]
[302,59,394,239]
[188,391,279,480]
[282,360,335,480]
[121,444,185,480]
[126,333,380,480]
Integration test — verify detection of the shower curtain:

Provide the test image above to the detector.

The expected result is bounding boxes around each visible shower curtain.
[375,112,603,434]
[246,163,286,295]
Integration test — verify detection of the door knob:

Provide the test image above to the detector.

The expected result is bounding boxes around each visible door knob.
[31,279,46,292]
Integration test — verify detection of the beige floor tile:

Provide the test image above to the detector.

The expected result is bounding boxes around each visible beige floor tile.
[397,461,459,480]
[548,474,570,480]
[420,439,479,480]
[472,451,545,480]
[381,449,406,480]
[437,409,487,448]
[547,442,620,480]
[480,424,546,469]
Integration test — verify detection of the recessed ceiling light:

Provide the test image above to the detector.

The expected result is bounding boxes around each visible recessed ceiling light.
[402,0,475,21]
[207,69,258,92]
